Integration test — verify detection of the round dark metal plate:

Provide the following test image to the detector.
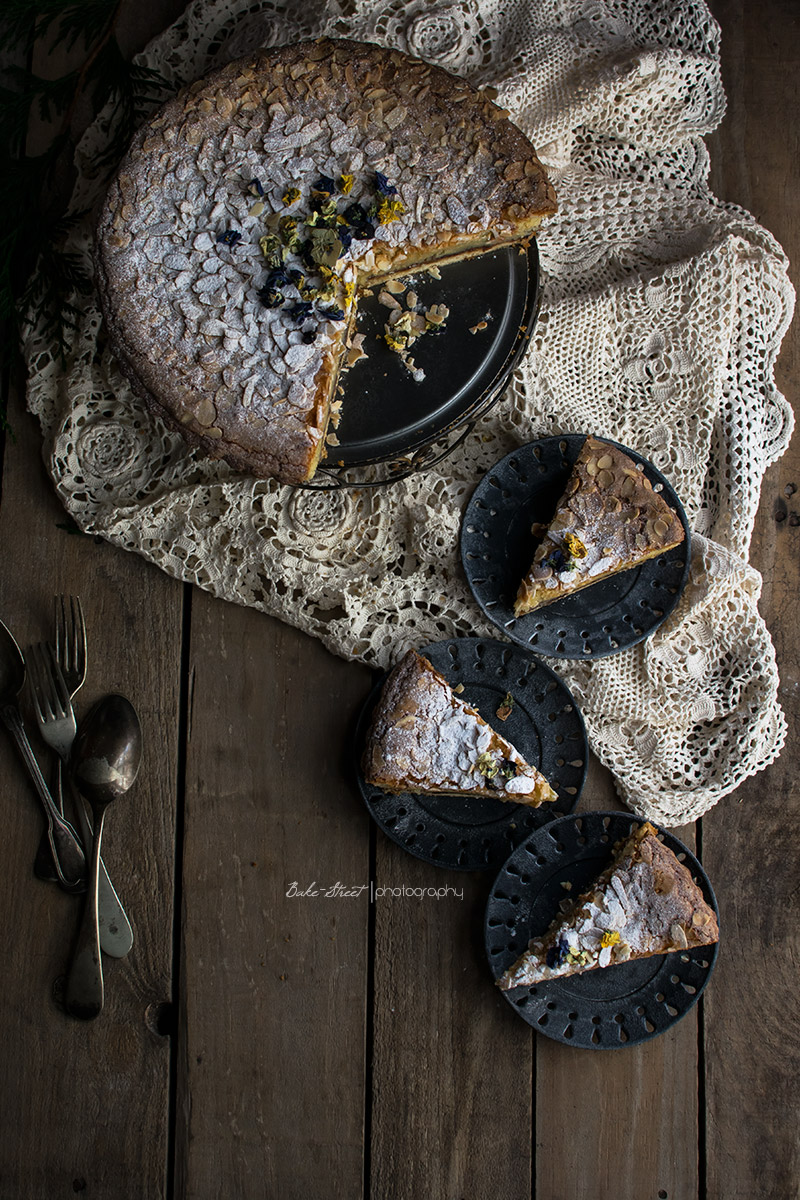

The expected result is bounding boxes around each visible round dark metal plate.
[331,243,540,469]
[354,637,587,872]
[461,434,691,658]
[485,811,719,1048]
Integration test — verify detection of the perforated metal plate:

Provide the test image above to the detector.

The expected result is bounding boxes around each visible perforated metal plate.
[461,435,691,658]
[485,812,719,1048]
[354,638,587,872]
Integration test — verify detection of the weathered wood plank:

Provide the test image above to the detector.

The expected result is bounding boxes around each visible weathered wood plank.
[175,599,373,1198]
[370,838,535,1200]
[704,4,800,1198]
[0,389,182,1197]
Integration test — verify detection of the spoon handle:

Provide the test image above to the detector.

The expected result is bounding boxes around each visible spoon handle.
[0,704,86,889]
[65,807,107,1020]
[74,790,134,958]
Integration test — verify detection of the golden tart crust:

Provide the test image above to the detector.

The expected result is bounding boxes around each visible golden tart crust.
[498,821,719,989]
[362,649,558,807]
[95,38,557,485]
[514,436,685,617]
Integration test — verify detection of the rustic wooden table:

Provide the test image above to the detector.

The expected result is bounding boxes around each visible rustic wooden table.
[0,3,797,1197]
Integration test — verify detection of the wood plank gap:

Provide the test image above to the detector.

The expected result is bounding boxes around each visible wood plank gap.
[362,818,378,1200]
[166,581,193,1200]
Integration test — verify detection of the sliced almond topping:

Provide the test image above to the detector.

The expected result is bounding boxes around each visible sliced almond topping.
[597,454,614,470]
[670,922,688,949]
[585,458,598,478]
[654,517,671,538]
[597,469,615,488]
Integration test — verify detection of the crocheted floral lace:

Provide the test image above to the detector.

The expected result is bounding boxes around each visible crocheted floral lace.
[24,0,795,826]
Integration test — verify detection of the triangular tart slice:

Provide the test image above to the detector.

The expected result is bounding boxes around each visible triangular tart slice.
[362,649,557,807]
[514,436,685,617]
[497,821,719,990]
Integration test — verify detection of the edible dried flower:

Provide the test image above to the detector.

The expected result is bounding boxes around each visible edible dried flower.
[312,174,336,194]
[374,170,398,196]
[246,178,264,196]
[278,216,302,251]
[475,751,499,780]
[216,229,242,248]
[371,196,406,226]
[600,930,621,948]
[496,692,514,721]
[308,228,343,269]
[259,234,286,268]
[339,173,355,194]
[288,301,313,323]
[564,533,587,560]
[545,934,569,969]
[282,186,301,207]
[257,285,284,308]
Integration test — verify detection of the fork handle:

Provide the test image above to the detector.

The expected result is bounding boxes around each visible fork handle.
[1,704,85,889]
[65,807,106,1020]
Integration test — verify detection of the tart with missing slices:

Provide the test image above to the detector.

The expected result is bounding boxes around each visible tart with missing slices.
[362,649,558,807]
[96,38,556,485]
[514,436,685,617]
[497,821,719,990]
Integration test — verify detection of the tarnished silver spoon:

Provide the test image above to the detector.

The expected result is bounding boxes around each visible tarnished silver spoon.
[0,619,85,889]
[65,694,141,1020]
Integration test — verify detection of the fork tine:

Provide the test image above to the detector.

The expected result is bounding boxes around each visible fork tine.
[54,594,87,694]
[27,644,54,722]
[47,643,72,714]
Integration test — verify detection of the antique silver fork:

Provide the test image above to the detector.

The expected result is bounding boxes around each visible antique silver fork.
[28,610,134,957]
[33,596,88,878]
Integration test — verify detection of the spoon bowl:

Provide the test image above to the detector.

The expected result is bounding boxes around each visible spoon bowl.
[72,693,142,805]
[65,693,142,1020]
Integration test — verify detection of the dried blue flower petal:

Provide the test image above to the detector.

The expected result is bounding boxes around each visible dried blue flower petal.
[352,221,375,241]
[311,174,336,195]
[286,268,305,286]
[263,267,288,287]
[343,202,370,228]
[246,178,264,197]
[338,227,353,252]
[545,934,569,969]
[319,305,345,321]
[216,229,242,248]
[374,170,397,196]
[302,329,318,344]
[257,285,284,308]
[288,301,314,323]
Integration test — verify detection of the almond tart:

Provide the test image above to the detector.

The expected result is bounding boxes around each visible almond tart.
[498,821,719,990]
[362,649,558,807]
[95,38,557,486]
[514,436,685,617]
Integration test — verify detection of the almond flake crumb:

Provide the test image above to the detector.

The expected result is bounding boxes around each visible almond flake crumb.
[453,683,465,694]
[469,320,488,334]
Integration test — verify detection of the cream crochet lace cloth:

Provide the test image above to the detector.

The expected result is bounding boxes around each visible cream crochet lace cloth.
[25,0,795,827]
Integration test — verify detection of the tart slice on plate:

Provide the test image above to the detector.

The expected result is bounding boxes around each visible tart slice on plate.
[497,821,719,989]
[514,436,686,617]
[362,648,557,807]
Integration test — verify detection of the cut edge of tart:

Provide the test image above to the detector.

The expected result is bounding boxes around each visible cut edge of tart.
[361,648,558,807]
[513,436,686,617]
[95,37,557,486]
[497,821,719,990]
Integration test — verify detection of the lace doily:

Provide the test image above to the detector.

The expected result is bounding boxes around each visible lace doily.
[24,0,795,827]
